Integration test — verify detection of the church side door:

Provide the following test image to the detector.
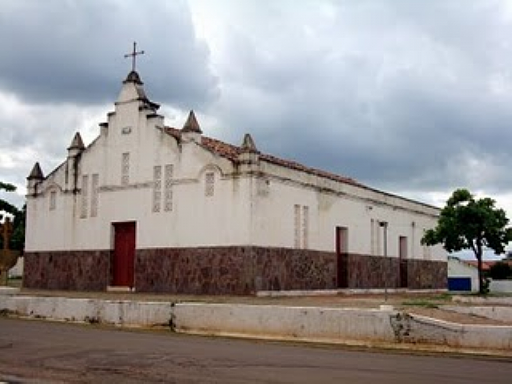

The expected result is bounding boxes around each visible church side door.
[399,236,408,288]
[336,226,349,288]
[112,222,136,287]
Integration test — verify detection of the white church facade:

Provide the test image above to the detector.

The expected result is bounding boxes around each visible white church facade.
[24,70,446,294]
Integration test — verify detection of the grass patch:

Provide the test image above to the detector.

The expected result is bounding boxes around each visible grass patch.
[7,278,22,288]
[430,292,452,301]
[401,299,439,309]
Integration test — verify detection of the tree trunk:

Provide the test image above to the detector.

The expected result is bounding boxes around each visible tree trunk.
[476,242,484,295]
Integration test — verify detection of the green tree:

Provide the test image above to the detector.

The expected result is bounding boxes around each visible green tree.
[0,181,19,220]
[422,189,512,294]
[0,181,24,251]
[10,204,26,251]
[488,261,512,280]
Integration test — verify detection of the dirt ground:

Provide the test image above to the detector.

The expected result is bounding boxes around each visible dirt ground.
[6,280,511,326]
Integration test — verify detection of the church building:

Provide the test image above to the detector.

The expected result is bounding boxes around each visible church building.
[23,68,447,294]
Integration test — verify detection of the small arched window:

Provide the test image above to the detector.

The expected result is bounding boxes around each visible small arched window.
[49,190,57,211]
[205,172,215,197]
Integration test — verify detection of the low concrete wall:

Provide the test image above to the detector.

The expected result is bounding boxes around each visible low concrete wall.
[443,305,512,322]
[173,303,512,351]
[0,287,19,295]
[173,303,396,345]
[8,256,23,278]
[256,288,447,297]
[395,313,512,350]
[0,296,172,327]
[490,280,512,294]
[453,295,512,306]
[1,296,511,353]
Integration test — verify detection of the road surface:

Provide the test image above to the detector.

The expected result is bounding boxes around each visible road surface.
[0,318,511,383]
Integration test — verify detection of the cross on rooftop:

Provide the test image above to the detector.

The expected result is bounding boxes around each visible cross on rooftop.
[124,41,145,72]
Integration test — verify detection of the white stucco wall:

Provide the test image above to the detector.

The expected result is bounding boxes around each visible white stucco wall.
[26,79,252,252]
[447,257,479,291]
[251,162,444,261]
[25,74,445,264]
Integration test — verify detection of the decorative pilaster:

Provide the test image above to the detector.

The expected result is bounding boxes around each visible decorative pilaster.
[26,162,44,196]
[181,110,202,143]
[66,132,85,192]
[238,133,260,172]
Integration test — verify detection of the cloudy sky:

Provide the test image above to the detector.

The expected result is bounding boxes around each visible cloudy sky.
[2,0,512,230]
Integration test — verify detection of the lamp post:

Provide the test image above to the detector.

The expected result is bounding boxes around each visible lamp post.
[379,221,388,302]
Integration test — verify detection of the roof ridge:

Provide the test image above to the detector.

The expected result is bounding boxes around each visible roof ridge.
[163,125,359,186]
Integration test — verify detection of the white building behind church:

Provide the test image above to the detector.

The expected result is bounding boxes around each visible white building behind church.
[24,70,446,294]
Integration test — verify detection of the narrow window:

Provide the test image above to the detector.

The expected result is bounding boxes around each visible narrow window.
[152,165,162,212]
[302,205,309,249]
[49,191,57,211]
[370,219,375,255]
[164,164,174,211]
[121,152,130,185]
[294,204,301,248]
[411,222,416,258]
[205,172,215,197]
[90,174,99,217]
[335,226,348,253]
[81,175,89,218]
[375,220,382,255]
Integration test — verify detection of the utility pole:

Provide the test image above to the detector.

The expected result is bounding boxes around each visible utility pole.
[379,221,388,302]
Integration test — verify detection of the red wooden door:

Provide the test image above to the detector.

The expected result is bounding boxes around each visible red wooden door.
[336,227,349,288]
[113,222,136,287]
[399,236,408,288]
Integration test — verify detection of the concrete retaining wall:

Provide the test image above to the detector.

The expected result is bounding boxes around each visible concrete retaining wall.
[256,288,447,297]
[1,295,511,352]
[443,305,512,322]
[490,280,512,294]
[395,313,512,350]
[172,303,512,351]
[453,295,512,306]
[173,303,396,345]
[8,256,23,278]
[0,296,172,327]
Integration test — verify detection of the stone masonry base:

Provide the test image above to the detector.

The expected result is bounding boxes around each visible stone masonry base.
[24,247,446,294]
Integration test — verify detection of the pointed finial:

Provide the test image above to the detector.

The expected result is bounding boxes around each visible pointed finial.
[124,70,143,85]
[182,110,203,134]
[27,162,44,180]
[67,132,85,151]
[241,133,259,153]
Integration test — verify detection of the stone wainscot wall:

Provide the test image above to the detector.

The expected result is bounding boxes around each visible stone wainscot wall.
[24,247,446,294]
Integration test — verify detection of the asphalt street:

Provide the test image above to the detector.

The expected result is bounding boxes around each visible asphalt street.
[0,318,511,383]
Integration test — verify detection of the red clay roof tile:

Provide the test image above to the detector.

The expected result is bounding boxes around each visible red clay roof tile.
[164,127,360,187]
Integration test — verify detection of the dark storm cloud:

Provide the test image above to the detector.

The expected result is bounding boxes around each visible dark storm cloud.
[3,0,512,211]
[205,0,512,198]
[0,0,218,107]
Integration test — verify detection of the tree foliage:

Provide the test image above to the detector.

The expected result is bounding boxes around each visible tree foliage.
[0,181,24,251]
[0,181,19,220]
[489,261,512,280]
[10,204,26,251]
[422,188,512,294]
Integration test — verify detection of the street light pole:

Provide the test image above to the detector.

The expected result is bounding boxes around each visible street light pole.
[379,221,388,302]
